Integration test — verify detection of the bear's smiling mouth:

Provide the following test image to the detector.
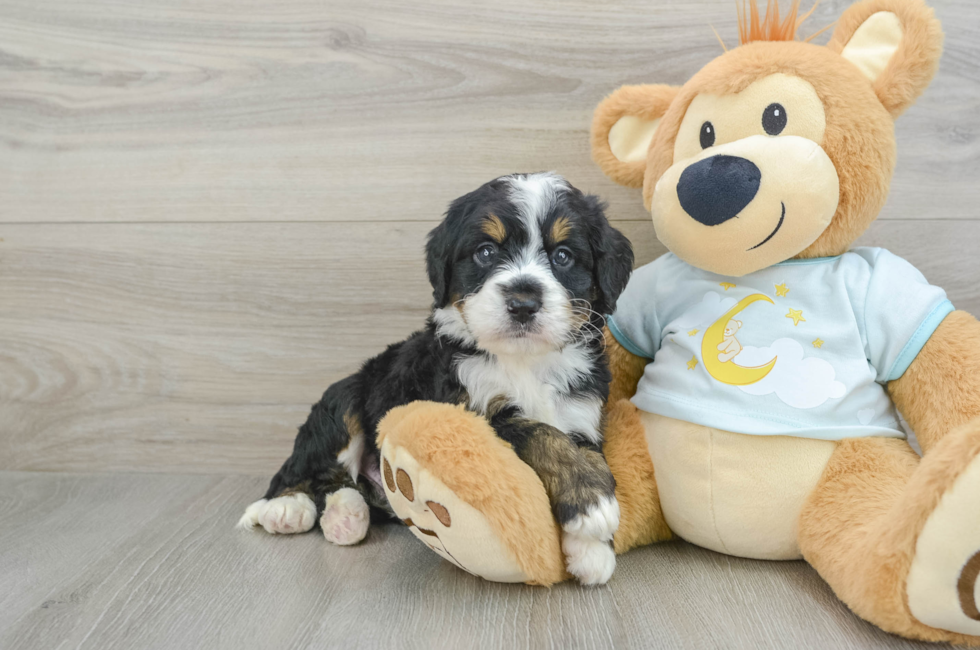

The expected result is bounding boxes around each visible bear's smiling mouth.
[747,202,786,251]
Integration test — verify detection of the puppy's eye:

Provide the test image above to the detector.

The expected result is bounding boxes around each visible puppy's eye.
[762,103,787,136]
[699,121,715,149]
[550,247,573,268]
[474,243,497,266]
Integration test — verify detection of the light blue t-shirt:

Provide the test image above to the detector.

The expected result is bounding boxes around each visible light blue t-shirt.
[608,248,953,440]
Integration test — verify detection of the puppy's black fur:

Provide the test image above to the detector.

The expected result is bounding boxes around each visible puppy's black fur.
[255,173,633,534]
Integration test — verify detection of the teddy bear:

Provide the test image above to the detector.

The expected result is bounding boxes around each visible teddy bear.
[717,319,744,363]
[375,0,980,643]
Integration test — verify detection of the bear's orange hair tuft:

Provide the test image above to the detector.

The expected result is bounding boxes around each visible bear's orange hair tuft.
[737,0,819,45]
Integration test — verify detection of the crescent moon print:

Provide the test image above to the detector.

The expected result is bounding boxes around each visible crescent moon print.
[701,294,778,386]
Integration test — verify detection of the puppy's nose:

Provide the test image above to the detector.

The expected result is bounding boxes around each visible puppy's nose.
[506,295,541,324]
[676,155,761,226]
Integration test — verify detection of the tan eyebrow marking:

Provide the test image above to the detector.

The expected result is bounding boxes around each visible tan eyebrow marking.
[481,214,507,243]
[550,216,571,243]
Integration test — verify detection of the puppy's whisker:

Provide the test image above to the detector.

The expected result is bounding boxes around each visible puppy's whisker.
[453,292,476,309]
[570,308,607,329]
[564,317,605,348]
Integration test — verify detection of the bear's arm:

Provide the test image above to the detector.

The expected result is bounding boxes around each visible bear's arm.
[888,310,980,453]
[604,325,649,405]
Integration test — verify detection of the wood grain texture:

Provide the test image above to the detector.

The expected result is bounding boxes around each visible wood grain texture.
[0,0,977,224]
[1,1,976,647]
[2,219,977,474]
[0,470,943,650]
[1,0,977,476]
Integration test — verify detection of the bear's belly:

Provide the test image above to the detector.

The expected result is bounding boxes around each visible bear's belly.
[640,411,836,560]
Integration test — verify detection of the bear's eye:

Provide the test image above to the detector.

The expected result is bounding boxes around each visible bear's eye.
[762,103,787,136]
[699,121,715,149]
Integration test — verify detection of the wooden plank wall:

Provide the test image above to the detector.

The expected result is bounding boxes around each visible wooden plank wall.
[1,0,978,475]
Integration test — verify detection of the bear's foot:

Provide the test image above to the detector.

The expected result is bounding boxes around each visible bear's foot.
[801,420,980,645]
[376,401,568,586]
[907,441,980,636]
[380,439,531,582]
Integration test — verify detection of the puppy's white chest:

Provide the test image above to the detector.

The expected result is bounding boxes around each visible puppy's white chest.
[455,346,603,444]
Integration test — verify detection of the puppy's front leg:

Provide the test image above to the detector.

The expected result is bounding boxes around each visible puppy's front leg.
[492,415,619,585]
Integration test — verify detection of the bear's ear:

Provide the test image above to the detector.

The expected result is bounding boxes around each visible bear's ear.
[591,84,680,188]
[828,0,943,118]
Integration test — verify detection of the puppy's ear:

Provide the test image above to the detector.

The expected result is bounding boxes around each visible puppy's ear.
[584,195,634,315]
[425,219,454,308]
[828,0,943,118]
[592,84,680,188]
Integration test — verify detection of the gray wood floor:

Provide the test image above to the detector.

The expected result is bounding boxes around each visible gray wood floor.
[0,0,976,647]
[0,471,938,650]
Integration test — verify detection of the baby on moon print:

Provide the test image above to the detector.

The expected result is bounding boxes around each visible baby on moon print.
[702,294,778,386]
[679,291,847,410]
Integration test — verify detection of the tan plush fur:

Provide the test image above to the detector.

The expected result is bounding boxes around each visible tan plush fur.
[592,2,942,261]
[604,326,649,405]
[736,0,814,45]
[603,399,672,553]
[635,42,898,259]
[827,0,944,117]
[377,401,568,586]
[889,310,980,454]
[584,1,979,642]
[591,84,678,188]
[601,328,672,552]
[799,422,980,645]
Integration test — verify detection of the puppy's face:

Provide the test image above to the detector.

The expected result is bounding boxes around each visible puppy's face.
[427,173,633,357]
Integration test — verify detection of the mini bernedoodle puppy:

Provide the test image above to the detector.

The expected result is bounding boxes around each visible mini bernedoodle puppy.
[239,172,634,584]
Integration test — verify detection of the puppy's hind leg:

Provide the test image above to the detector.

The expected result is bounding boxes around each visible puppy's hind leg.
[239,485,318,535]
[239,377,384,544]
[320,487,370,546]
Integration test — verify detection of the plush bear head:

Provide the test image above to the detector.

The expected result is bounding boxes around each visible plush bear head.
[591,0,942,277]
[724,319,743,338]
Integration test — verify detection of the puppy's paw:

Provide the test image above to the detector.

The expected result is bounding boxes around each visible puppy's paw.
[562,496,620,543]
[237,498,269,530]
[321,487,370,546]
[238,494,317,534]
[562,532,616,586]
[560,496,619,585]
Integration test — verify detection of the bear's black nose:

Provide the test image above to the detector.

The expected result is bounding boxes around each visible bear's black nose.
[676,155,761,226]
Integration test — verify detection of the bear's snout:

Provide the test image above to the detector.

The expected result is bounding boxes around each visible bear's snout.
[677,155,761,226]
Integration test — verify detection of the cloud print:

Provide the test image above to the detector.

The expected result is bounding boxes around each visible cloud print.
[672,292,737,329]
[736,338,846,409]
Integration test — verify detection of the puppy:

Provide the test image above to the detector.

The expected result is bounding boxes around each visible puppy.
[239,172,634,584]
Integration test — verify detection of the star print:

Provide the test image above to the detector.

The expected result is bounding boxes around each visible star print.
[786,308,806,326]
[688,329,700,337]
[774,283,789,297]
[719,282,736,291]
[813,338,824,348]
[687,355,698,370]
